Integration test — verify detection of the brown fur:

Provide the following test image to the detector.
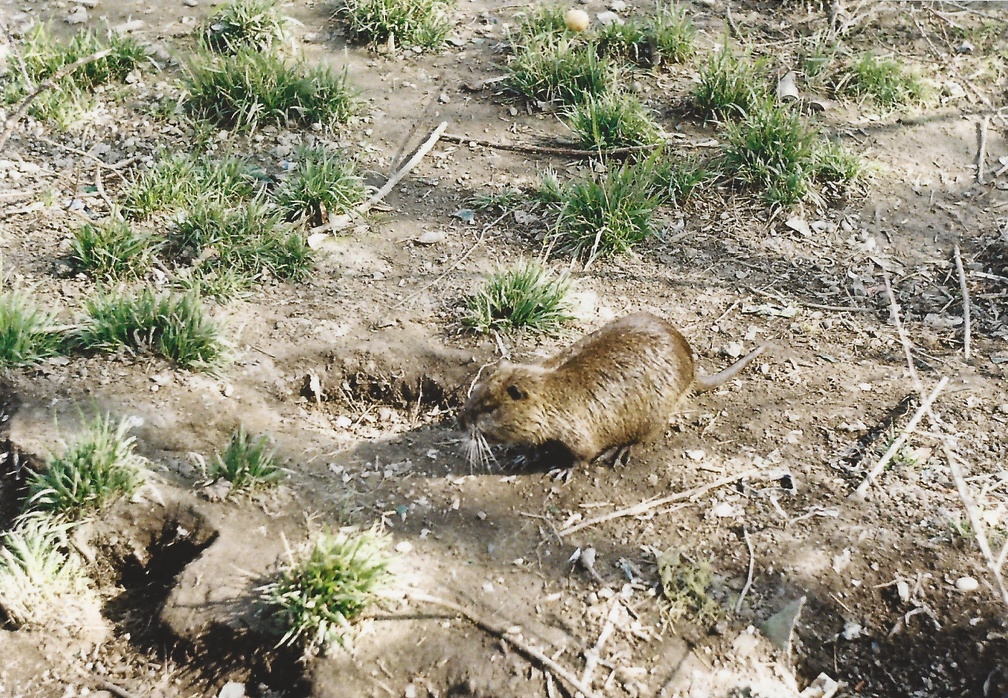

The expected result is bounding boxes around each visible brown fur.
[458,312,765,469]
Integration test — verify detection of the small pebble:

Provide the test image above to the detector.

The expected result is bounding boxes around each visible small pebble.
[334,415,353,429]
[609,0,626,11]
[955,576,979,593]
[65,6,88,24]
[218,682,245,698]
[596,10,622,25]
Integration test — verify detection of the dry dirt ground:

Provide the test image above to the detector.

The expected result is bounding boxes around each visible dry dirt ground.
[1,0,1008,697]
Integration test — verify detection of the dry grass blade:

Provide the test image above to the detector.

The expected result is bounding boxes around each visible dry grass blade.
[953,244,971,361]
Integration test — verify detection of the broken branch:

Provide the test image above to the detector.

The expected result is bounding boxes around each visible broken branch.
[0,48,113,151]
[953,244,972,361]
[559,469,758,537]
[406,591,604,698]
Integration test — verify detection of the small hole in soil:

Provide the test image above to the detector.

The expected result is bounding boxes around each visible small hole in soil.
[104,515,309,697]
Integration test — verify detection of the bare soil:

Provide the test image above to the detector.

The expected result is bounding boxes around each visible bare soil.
[1,1,1007,697]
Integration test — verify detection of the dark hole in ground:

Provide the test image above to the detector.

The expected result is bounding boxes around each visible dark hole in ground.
[104,514,309,698]
[337,371,460,411]
[797,595,1008,697]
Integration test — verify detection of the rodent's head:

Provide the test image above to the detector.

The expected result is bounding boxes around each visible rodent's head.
[458,362,550,446]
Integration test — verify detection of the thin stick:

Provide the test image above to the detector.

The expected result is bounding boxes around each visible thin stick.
[953,244,972,361]
[883,275,1008,610]
[0,48,113,151]
[747,286,873,313]
[559,469,758,537]
[406,591,604,698]
[95,679,141,698]
[311,121,447,235]
[735,526,755,614]
[580,598,620,690]
[977,116,989,184]
[439,133,660,159]
[851,376,949,499]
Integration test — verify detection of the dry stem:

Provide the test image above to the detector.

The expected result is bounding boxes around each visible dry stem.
[440,133,660,159]
[559,469,758,537]
[406,591,604,698]
[953,244,972,361]
[0,48,113,151]
[735,526,755,614]
[977,116,989,184]
[310,121,447,235]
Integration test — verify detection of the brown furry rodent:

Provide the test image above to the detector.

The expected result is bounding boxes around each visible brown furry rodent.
[458,312,765,471]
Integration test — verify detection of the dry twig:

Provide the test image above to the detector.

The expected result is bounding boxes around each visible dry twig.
[580,598,621,690]
[953,244,972,361]
[559,469,758,537]
[406,591,604,698]
[851,376,949,500]
[310,121,447,236]
[735,526,755,614]
[440,133,660,159]
[0,48,113,151]
[881,274,1008,609]
[977,116,989,185]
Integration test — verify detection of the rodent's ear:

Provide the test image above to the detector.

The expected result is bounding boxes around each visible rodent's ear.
[506,384,527,401]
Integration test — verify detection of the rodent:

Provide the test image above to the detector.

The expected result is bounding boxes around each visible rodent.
[458,312,766,472]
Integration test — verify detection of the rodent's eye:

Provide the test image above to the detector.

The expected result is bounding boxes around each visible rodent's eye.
[506,384,526,401]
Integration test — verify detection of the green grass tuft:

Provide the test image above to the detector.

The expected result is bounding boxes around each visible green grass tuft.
[0,514,88,628]
[77,287,225,369]
[843,53,926,108]
[69,216,159,281]
[2,25,147,127]
[261,527,392,655]
[550,159,661,261]
[336,0,453,49]
[171,198,314,283]
[649,152,710,205]
[812,139,862,184]
[722,100,815,207]
[0,289,65,368]
[465,260,573,334]
[211,427,282,492]
[648,4,695,64]
[693,45,762,121]
[467,188,524,212]
[25,414,146,516]
[566,91,661,149]
[122,154,264,219]
[274,147,368,225]
[596,20,651,64]
[506,34,615,105]
[185,50,357,131]
[514,5,571,41]
[201,0,288,54]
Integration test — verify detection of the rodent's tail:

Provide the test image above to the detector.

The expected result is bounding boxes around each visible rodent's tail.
[692,344,767,393]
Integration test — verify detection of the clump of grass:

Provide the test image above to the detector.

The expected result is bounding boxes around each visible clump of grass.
[185,50,357,131]
[842,53,926,109]
[465,260,573,334]
[77,288,224,369]
[550,159,661,261]
[274,147,367,225]
[468,188,524,211]
[506,35,615,105]
[693,45,763,121]
[514,5,570,40]
[2,25,147,127]
[0,514,88,628]
[69,216,159,281]
[123,154,264,219]
[656,547,720,626]
[261,527,392,655]
[173,267,250,303]
[201,0,288,54]
[800,35,838,89]
[596,20,650,63]
[649,153,710,205]
[812,139,862,185]
[648,4,695,64]
[722,100,815,207]
[0,289,65,368]
[25,415,146,516]
[336,0,453,49]
[171,198,314,283]
[566,91,662,149]
[211,427,282,492]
